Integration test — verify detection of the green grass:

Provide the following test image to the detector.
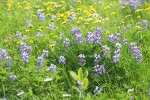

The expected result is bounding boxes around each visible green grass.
[0,0,150,99]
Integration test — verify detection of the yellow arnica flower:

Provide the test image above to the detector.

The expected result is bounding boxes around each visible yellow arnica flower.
[77,0,82,3]
[111,12,116,15]
[137,16,141,19]
[135,9,142,12]
[106,31,110,35]
[135,26,141,29]
[35,6,40,9]
[104,6,110,10]
[17,41,23,45]
[25,29,30,33]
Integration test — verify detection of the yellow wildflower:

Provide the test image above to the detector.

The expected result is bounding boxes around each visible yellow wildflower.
[25,29,30,33]
[111,12,116,15]
[135,26,141,29]
[104,6,110,10]
[135,9,142,13]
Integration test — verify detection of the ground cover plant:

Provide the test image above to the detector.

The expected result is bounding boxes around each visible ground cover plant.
[0,0,150,99]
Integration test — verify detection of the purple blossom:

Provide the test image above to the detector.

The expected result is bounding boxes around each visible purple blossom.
[9,75,16,81]
[48,23,55,30]
[71,27,84,44]
[20,43,32,63]
[42,50,49,57]
[112,43,122,63]
[93,65,106,75]
[59,56,66,64]
[93,86,103,94]
[94,27,103,44]
[5,56,12,67]
[128,0,144,10]
[108,33,120,43]
[102,45,110,56]
[26,19,32,27]
[46,64,57,72]
[78,54,86,66]
[36,56,44,69]
[122,38,128,44]
[86,32,95,44]
[36,9,45,22]
[94,54,101,63]
[130,42,142,62]
[63,38,70,48]
[36,32,43,37]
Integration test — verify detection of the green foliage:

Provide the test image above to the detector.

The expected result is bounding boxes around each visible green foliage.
[0,0,150,99]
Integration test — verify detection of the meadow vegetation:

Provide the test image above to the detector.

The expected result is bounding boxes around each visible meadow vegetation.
[0,0,150,99]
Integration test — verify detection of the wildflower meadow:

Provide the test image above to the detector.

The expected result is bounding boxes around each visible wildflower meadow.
[0,0,150,99]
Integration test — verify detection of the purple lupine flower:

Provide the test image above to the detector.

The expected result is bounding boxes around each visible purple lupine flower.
[142,20,148,30]
[94,54,101,63]
[112,43,122,63]
[130,42,142,62]
[36,32,43,37]
[75,33,84,44]
[59,56,66,64]
[120,1,128,7]
[36,9,45,22]
[22,52,29,63]
[86,32,95,44]
[0,49,8,58]
[16,31,23,39]
[102,45,110,56]
[46,64,57,72]
[51,15,57,19]
[42,50,49,57]
[5,56,12,67]
[36,56,44,69]
[93,86,103,94]
[26,19,32,27]
[128,0,144,10]
[122,38,128,44]
[93,65,106,75]
[71,27,84,44]
[20,43,32,63]
[0,49,11,67]
[108,33,121,43]
[112,54,120,63]
[68,12,76,22]
[48,23,55,30]
[9,75,16,81]
[78,54,86,66]
[77,80,84,91]
[63,38,70,48]
[94,27,103,44]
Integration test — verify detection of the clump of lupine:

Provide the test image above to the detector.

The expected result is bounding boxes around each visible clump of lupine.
[94,54,101,63]
[0,49,12,71]
[71,27,84,44]
[20,43,32,63]
[130,42,142,62]
[63,38,71,48]
[136,20,149,31]
[46,64,57,72]
[108,33,121,43]
[59,56,66,64]
[121,0,144,10]
[93,65,106,75]
[36,50,49,69]
[112,43,122,63]
[36,9,45,22]
[78,54,86,66]
[93,86,103,94]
